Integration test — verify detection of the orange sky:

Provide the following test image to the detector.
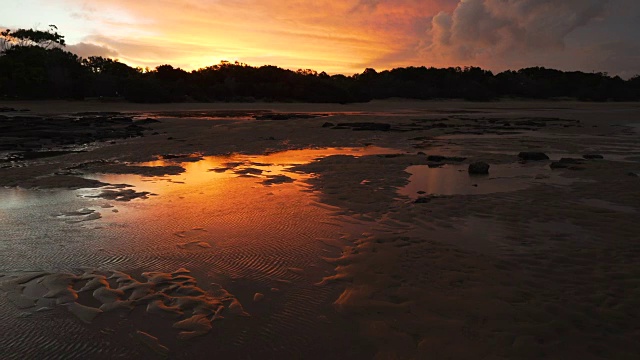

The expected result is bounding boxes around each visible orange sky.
[3,0,640,77]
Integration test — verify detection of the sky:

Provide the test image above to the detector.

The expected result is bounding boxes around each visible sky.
[1,0,639,77]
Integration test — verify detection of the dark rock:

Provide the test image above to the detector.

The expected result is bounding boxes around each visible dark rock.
[417,152,426,155]
[468,162,490,175]
[322,122,335,128]
[583,154,604,160]
[628,172,639,177]
[518,152,550,161]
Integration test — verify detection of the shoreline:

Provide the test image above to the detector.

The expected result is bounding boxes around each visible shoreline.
[3,98,640,115]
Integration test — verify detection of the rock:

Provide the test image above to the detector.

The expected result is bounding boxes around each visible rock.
[322,122,335,128]
[583,154,604,160]
[628,172,639,177]
[414,197,431,204]
[468,162,490,175]
[518,152,549,161]
[253,293,265,302]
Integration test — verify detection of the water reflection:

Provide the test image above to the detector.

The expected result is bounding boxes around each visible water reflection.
[84,146,402,194]
[399,163,573,198]
[0,147,396,358]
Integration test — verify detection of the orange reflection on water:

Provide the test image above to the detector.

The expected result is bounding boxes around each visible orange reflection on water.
[83,146,400,238]
[104,146,404,191]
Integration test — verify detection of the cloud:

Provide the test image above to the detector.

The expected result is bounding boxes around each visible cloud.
[67,42,118,58]
[8,0,637,76]
[425,0,610,60]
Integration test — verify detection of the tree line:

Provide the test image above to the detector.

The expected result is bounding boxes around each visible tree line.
[1,27,639,103]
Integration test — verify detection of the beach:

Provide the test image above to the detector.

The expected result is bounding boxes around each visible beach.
[1,100,640,359]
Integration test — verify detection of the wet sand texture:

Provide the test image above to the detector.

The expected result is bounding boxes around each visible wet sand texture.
[1,100,640,359]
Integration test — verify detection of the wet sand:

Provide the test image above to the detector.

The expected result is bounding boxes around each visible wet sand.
[1,100,640,359]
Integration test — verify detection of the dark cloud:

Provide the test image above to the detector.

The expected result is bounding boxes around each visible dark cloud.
[67,42,118,58]
[427,0,611,58]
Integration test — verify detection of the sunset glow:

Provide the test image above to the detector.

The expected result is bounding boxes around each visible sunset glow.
[2,0,640,76]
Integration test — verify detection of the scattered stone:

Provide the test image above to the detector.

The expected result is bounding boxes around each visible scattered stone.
[468,162,490,175]
[518,152,550,161]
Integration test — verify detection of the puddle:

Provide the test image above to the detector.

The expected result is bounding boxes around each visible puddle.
[79,146,402,194]
[0,146,400,358]
[399,163,574,198]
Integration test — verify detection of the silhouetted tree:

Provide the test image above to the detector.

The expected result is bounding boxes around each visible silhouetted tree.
[1,26,639,103]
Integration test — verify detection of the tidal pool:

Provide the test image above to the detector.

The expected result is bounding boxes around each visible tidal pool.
[398,163,576,198]
[0,147,398,359]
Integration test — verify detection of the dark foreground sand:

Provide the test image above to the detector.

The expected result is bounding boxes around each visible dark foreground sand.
[1,100,640,359]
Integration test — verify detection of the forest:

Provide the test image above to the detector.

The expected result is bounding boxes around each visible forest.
[1,26,639,103]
